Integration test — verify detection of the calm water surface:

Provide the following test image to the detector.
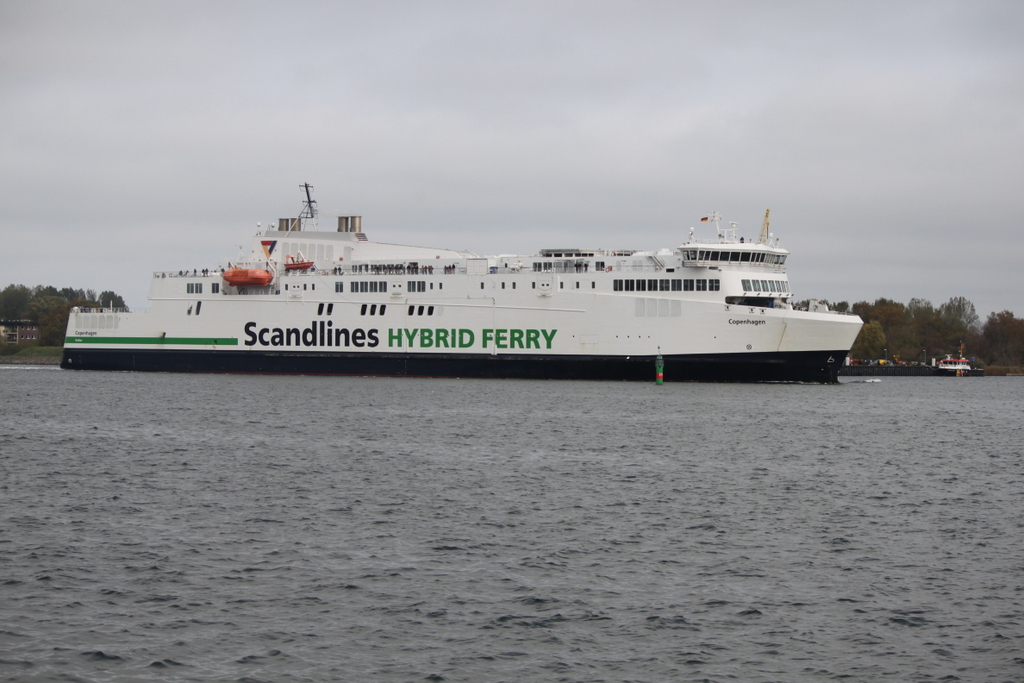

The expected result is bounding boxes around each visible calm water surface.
[2,367,1023,682]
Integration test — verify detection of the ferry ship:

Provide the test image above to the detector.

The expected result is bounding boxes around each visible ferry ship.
[61,186,863,382]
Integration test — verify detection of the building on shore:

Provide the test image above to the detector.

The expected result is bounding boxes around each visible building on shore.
[0,320,40,344]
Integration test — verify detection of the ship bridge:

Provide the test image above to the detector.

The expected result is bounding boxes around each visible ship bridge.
[681,247,787,267]
[678,210,788,268]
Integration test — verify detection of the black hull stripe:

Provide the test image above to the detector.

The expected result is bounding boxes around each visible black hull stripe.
[61,349,845,383]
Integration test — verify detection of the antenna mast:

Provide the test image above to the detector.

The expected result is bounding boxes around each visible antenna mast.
[759,209,771,244]
[299,183,318,230]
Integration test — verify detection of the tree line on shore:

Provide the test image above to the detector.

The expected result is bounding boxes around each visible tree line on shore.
[3,283,1022,367]
[0,284,127,349]
[800,296,1024,368]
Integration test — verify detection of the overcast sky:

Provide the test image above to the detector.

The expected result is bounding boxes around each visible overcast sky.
[2,1,1022,317]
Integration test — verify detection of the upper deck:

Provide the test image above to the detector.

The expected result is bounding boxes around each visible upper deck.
[147,205,829,313]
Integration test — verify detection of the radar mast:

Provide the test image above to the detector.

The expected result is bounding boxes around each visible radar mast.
[299,183,318,231]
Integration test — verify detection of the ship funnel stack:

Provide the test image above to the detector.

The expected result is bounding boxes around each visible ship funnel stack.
[337,215,365,239]
[337,216,363,232]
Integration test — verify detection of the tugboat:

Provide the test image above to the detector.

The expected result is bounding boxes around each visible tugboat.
[936,343,984,376]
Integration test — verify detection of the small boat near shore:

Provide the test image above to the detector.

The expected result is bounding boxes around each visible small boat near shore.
[936,346,984,377]
[936,356,972,375]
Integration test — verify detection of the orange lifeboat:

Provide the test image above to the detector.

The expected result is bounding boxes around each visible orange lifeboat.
[284,254,314,270]
[223,268,274,287]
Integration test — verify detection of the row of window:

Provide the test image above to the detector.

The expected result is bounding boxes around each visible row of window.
[215,278,789,301]
[409,305,437,316]
[356,304,440,316]
[334,281,443,293]
[324,277,783,297]
[360,304,386,316]
[186,283,222,294]
[339,281,386,293]
[484,281,601,290]
[741,279,790,293]
[613,278,721,292]
[615,279,681,292]
[682,250,787,265]
[682,279,721,292]
[532,261,606,272]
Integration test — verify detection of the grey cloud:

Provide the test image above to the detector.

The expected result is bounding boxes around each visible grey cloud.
[1,1,1022,316]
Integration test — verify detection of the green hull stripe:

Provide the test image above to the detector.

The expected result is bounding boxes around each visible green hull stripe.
[65,336,239,346]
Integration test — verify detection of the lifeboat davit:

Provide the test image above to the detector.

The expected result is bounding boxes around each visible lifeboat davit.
[223,268,274,287]
[284,254,314,270]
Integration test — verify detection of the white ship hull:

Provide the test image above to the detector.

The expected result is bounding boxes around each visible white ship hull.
[62,198,862,382]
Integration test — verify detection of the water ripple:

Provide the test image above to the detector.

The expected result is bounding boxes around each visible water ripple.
[1,373,1022,680]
